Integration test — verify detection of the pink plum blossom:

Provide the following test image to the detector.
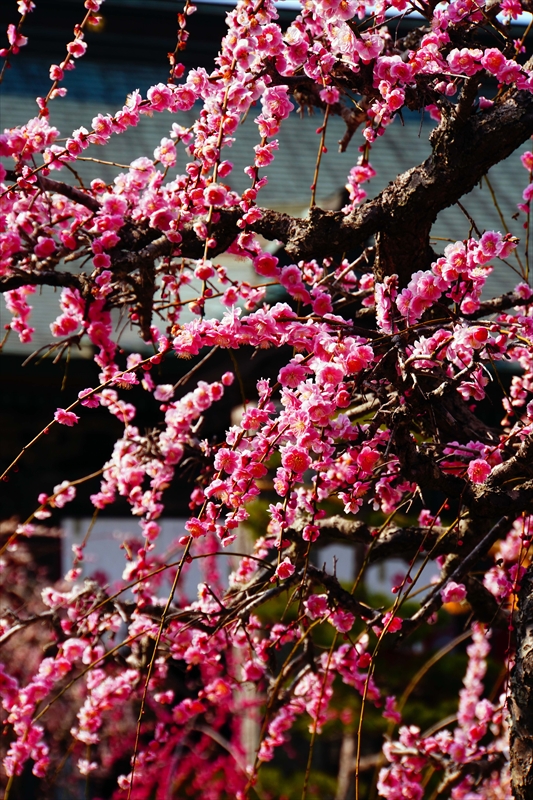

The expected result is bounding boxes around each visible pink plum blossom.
[467,458,491,483]
[274,558,295,580]
[54,408,80,426]
[441,581,467,604]
[305,594,329,619]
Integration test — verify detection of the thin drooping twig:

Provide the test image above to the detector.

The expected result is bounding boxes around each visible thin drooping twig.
[310,104,330,208]
[127,539,193,800]
[404,516,510,633]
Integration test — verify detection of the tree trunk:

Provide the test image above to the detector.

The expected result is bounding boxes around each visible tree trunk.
[510,563,533,798]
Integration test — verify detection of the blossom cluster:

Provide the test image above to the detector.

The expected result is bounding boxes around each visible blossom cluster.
[378,625,510,800]
[3,0,533,796]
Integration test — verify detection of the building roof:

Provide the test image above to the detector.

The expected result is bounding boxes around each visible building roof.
[2,54,531,355]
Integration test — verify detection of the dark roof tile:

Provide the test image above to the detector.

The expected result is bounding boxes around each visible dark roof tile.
[2,85,530,354]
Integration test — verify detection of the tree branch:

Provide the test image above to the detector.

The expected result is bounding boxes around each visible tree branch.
[391,412,467,497]
[465,290,533,318]
[306,565,380,622]
[401,516,510,636]
[484,434,533,489]
[0,270,85,293]
[5,170,101,213]
[6,86,533,289]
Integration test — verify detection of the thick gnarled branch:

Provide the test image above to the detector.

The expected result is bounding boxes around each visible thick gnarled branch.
[4,85,533,298]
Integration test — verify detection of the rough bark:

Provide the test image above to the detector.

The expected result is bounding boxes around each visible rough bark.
[4,77,533,297]
[510,563,533,799]
[0,270,86,293]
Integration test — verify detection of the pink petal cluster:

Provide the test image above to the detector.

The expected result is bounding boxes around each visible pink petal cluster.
[2,0,533,795]
[54,408,80,426]
[441,581,467,604]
